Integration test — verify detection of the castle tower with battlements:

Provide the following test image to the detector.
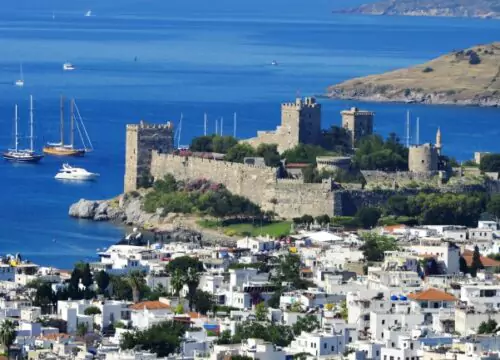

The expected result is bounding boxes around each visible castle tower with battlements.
[124,120,174,192]
[341,107,374,146]
[244,96,321,153]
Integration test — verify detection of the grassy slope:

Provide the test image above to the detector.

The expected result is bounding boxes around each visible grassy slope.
[328,43,500,102]
[198,219,292,237]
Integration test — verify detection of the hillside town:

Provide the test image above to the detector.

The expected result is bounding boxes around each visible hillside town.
[3,217,500,360]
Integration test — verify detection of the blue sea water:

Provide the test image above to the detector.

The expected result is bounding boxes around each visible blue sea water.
[1,0,499,268]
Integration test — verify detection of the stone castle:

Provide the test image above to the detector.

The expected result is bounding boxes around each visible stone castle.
[124,97,479,219]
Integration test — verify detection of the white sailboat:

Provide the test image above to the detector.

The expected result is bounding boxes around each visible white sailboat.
[85,10,92,17]
[2,99,43,163]
[15,63,24,87]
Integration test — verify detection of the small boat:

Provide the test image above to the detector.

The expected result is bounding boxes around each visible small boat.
[43,96,94,157]
[3,99,44,163]
[84,10,92,17]
[63,62,75,71]
[271,60,278,66]
[15,63,24,87]
[55,164,99,181]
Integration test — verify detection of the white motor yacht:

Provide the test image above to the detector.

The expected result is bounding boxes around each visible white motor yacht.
[55,164,99,181]
[63,62,75,71]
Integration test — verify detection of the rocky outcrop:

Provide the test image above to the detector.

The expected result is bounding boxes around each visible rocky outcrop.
[69,193,159,227]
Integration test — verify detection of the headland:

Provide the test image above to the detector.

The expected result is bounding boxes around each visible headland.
[327,42,500,107]
[336,0,500,19]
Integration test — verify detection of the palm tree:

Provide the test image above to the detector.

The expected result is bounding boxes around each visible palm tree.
[186,267,200,311]
[170,269,184,299]
[126,271,146,303]
[0,320,16,357]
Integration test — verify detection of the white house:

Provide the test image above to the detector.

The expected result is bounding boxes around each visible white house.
[236,237,275,253]
[129,300,172,329]
[288,331,346,358]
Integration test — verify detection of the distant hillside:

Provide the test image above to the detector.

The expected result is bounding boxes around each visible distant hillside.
[337,0,500,19]
[327,43,500,107]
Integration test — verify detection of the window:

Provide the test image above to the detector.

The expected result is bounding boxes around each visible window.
[390,356,394,360]
[324,343,327,349]
[410,343,414,350]
[382,320,386,325]
[392,342,395,347]
[332,346,335,351]
[377,351,380,357]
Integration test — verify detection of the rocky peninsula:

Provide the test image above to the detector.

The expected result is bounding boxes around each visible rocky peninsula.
[336,0,500,19]
[327,43,500,107]
[68,191,236,246]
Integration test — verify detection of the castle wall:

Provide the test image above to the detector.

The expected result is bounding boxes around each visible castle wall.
[150,153,277,210]
[270,179,335,218]
[149,154,338,218]
[408,144,438,172]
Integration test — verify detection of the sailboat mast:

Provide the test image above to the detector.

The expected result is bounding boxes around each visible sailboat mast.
[178,113,183,148]
[70,99,75,147]
[14,105,19,152]
[233,112,237,138]
[30,95,34,151]
[60,96,64,146]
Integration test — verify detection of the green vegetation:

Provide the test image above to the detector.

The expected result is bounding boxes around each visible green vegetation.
[422,67,434,73]
[198,219,291,238]
[321,125,352,154]
[144,175,262,218]
[282,144,329,164]
[383,192,486,227]
[478,319,498,334]
[359,233,398,262]
[0,320,16,357]
[480,154,500,172]
[353,133,408,171]
[487,194,500,220]
[120,321,187,357]
[356,207,382,229]
[190,135,238,153]
[83,306,101,316]
[469,245,484,278]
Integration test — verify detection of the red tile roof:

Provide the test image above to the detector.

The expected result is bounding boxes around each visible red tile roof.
[408,288,457,302]
[462,250,500,267]
[129,301,171,311]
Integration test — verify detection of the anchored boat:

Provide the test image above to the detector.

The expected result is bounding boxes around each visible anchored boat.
[3,97,44,163]
[43,96,93,157]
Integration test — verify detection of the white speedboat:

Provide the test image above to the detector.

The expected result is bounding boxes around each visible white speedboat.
[85,10,92,17]
[63,62,75,71]
[15,63,24,87]
[55,164,99,181]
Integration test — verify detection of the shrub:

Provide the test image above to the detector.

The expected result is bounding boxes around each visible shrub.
[468,51,481,65]
[422,67,434,73]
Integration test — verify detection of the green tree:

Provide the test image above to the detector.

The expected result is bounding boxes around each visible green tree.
[170,269,185,298]
[167,256,204,274]
[356,207,382,229]
[84,306,101,316]
[109,275,133,301]
[360,233,398,262]
[479,154,500,172]
[353,133,408,171]
[212,136,238,154]
[216,330,233,345]
[147,283,169,301]
[339,300,348,320]
[282,144,327,164]
[81,263,93,288]
[487,194,500,221]
[478,319,498,334]
[315,214,331,225]
[76,322,88,337]
[470,245,484,278]
[292,315,320,335]
[256,143,281,167]
[0,320,16,356]
[186,267,201,311]
[126,271,146,303]
[255,302,267,321]
[321,125,352,154]
[120,321,187,357]
[33,282,57,314]
[94,270,110,294]
[459,256,469,274]
[193,290,214,315]
[190,135,215,152]
[386,195,410,217]
[224,143,256,163]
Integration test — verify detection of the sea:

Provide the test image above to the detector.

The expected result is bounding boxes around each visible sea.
[0,0,499,269]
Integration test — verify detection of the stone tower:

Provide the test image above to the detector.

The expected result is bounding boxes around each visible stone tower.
[408,143,439,173]
[281,97,322,148]
[341,107,374,146]
[436,127,442,156]
[124,120,174,192]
